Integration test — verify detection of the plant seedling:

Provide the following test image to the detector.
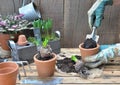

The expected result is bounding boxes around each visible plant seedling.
[71,55,90,79]
[38,38,52,60]
[42,38,49,48]
[71,55,85,72]
[71,55,78,62]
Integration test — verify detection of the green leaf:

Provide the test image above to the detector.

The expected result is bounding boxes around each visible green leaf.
[42,38,49,48]
[32,20,38,28]
[71,55,78,62]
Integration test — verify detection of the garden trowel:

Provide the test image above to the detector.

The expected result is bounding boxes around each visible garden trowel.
[86,26,99,42]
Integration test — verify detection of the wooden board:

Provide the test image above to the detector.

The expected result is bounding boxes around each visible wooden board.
[1,0,120,47]
[16,48,120,85]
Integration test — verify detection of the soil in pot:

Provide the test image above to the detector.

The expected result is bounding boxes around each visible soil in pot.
[34,53,57,78]
[37,54,53,61]
[79,38,99,60]
[83,38,97,49]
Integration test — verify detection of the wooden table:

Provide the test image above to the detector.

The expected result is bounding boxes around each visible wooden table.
[16,48,120,85]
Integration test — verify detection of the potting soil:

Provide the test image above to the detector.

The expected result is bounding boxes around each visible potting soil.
[83,38,97,48]
[37,55,53,61]
[56,55,81,73]
[56,54,103,79]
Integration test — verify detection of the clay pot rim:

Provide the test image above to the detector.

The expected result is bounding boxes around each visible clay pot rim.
[17,34,28,46]
[79,43,100,50]
[34,53,57,63]
[0,62,18,75]
[17,41,28,46]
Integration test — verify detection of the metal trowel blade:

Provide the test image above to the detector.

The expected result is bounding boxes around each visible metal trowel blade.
[86,34,99,42]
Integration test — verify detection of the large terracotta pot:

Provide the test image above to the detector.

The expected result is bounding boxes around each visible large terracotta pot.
[0,62,19,85]
[34,53,57,78]
[0,33,19,50]
[79,43,100,61]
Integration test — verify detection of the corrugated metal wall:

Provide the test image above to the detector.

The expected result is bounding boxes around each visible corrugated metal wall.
[0,0,120,47]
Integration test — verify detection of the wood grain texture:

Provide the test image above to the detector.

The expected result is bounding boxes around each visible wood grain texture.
[1,0,120,47]
[64,0,120,47]
[16,48,120,85]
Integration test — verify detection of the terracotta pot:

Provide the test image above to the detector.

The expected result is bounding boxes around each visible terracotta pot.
[79,43,100,61]
[34,53,57,78]
[17,34,28,46]
[0,62,19,85]
[0,33,19,50]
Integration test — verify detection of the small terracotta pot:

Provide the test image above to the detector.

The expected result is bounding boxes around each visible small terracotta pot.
[34,53,57,78]
[0,62,19,85]
[17,34,28,46]
[79,43,100,61]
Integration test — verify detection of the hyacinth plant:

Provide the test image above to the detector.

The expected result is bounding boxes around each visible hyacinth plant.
[0,14,32,34]
[32,18,57,41]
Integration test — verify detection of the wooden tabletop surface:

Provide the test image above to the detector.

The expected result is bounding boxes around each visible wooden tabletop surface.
[16,48,120,85]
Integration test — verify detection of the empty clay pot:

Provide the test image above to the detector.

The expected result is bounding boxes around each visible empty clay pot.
[0,62,19,85]
[34,53,57,78]
[79,43,100,61]
[17,34,28,46]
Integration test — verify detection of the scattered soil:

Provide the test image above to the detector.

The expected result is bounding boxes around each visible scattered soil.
[56,55,81,73]
[83,38,97,49]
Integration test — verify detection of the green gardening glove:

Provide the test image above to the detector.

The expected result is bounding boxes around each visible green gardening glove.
[84,44,120,68]
[88,0,113,29]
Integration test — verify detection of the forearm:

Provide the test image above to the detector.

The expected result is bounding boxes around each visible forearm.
[88,0,103,15]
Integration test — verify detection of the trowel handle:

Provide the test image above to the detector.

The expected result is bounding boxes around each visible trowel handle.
[91,26,97,39]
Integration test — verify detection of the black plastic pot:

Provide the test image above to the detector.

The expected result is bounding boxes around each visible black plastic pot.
[48,39,61,54]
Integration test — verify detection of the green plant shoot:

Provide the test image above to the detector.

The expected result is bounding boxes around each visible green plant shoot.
[42,38,49,48]
[71,55,78,62]
[28,37,39,46]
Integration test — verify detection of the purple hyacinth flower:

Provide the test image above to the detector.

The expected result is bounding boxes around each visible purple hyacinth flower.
[15,14,24,19]
[0,21,6,26]
[12,25,18,29]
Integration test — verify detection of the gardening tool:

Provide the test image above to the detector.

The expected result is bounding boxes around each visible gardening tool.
[7,40,33,77]
[21,77,63,84]
[86,26,99,42]
[71,55,90,79]
[71,55,103,79]
[19,0,41,21]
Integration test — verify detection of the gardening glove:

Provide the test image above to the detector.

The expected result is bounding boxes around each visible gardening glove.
[88,0,113,29]
[84,43,120,68]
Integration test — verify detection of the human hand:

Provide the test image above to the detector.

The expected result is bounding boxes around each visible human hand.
[88,0,113,29]
[83,44,120,68]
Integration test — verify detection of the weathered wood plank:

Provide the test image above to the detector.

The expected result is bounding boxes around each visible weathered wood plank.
[63,0,120,47]
[16,48,120,84]
[0,0,15,15]
[63,0,92,47]
[1,0,120,47]
[57,84,119,85]
[16,84,119,85]
[16,76,120,84]
[39,0,64,43]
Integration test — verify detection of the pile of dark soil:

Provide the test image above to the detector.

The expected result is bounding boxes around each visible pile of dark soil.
[56,55,81,73]
[82,38,97,49]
